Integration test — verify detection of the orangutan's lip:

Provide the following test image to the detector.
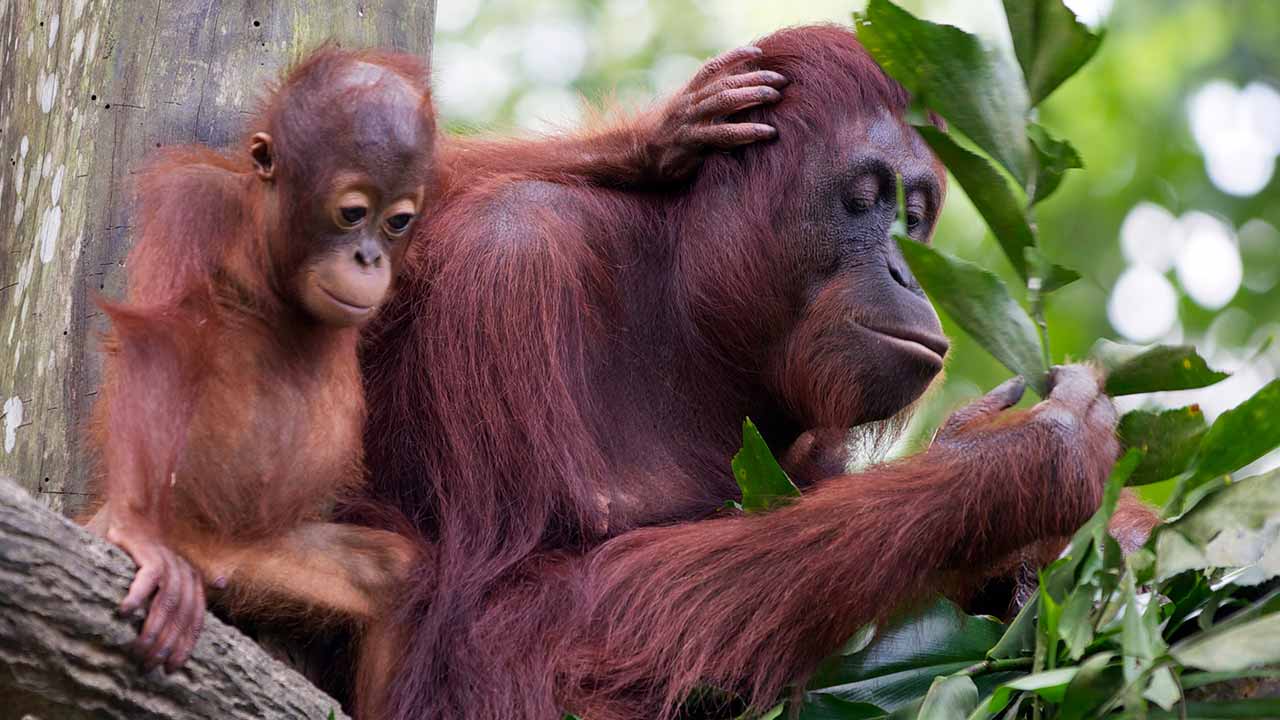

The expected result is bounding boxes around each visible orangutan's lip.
[860,324,950,361]
[319,285,376,315]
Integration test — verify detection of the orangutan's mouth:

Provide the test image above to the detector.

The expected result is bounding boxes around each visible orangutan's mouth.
[861,324,950,362]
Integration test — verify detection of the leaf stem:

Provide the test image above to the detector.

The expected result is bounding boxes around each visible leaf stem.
[1029,274,1052,371]
[957,656,1034,677]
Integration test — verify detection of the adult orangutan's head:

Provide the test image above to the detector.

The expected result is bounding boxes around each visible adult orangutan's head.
[678,24,949,429]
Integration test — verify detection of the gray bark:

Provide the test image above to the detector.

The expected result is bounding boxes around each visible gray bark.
[0,0,436,515]
[0,474,351,719]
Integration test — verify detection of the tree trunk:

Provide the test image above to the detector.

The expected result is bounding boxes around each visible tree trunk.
[0,0,436,515]
[0,474,352,719]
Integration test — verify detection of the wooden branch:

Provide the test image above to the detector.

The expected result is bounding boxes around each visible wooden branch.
[0,475,350,720]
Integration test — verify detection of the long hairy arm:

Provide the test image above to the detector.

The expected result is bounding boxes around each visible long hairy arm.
[439,47,786,190]
[85,148,249,672]
[568,368,1118,719]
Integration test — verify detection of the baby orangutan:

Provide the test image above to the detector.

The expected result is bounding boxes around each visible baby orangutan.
[83,48,439,673]
[84,45,788,675]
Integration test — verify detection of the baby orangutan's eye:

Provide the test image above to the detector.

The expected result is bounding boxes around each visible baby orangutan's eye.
[385,213,414,236]
[339,206,368,226]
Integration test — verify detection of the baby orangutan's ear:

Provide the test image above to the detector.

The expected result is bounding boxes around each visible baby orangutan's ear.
[249,132,275,181]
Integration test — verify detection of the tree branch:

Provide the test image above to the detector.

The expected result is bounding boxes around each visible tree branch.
[0,475,350,720]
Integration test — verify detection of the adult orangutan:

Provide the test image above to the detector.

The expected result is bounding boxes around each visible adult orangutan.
[82,43,786,676]
[355,24,1155,720]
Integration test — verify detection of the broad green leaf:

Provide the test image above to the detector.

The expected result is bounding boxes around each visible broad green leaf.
[1121,571,1166,684]
[1036,577,1063,667]
[915,126,1036,281]
[897,238,1047,396]
[1027,123,1083,203]
[1161,571,1215,635]
[918,676,978,720]
[807,599,1007,712]
[732,418,800,512]
[1058,653,1121,720]
[1128,547,1156,584]
[1002,0,1104,105]
[1171,612,1280,672]
[1095,341,1229,396]
[796,696,886,720]
[1118,407,1209,486]
[1189,379,1280,485]
[856,0,1034,186]
[1144,667,1181,711]
[1057,587,1095,660]
[982,668,1079,716]
[1181,669,1280,691]
[1156,469,1280,583]
[840,624,880,657]
[988,594,1038,660]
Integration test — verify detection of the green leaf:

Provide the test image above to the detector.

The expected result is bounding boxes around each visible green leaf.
[1095,341,1230,396]
[1024,246,1081,294]
[1156,469,1280,583]
[1043,450,1140,599]
[988,594,1038,660]
[796,696,886,720]
[897,238,1047,396]
[914,126,1037,281]
[806,599,1007,713]
[1121,570,1166,685]
[1161,572,1215,635]
[1027,123,1083,203]
[1057,587,1096,660]
[1171,612,1280,672]
[982,668,1079,716]
[918,676,979,720]
[839,623,880,657]
[1002,0,1104,105]
[1144,667,1181,711]
[1189,379,1280,485]
[1117,406,1209,486]
[1181,669,1280,691]
[856,0,1034,186]
[732,418,800,512]
[1058,653,1121,720]
[743,703,786,720]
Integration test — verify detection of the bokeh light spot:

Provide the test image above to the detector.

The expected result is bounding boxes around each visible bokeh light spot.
[1063,0,1113,26]
[436,0,480,33]
[1120,201,1182,271]
[435,40,516,122]
[1188,80,1279,197]
[1108,266,1178,342]
[1175,211,1242,310]
[521,21,590,86]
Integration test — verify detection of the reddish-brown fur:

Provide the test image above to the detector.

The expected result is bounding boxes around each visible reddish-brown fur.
[356,25,1157,720]
[82,46,441,673]
[83,41,790,683]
